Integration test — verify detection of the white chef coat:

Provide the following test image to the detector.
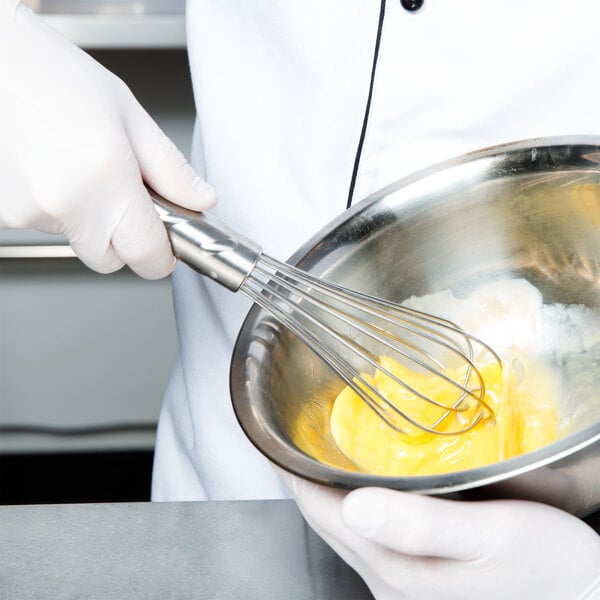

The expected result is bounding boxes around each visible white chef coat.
[152,0,600,501]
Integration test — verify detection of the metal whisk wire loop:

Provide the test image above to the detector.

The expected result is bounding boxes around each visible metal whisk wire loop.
[242,256,498,435]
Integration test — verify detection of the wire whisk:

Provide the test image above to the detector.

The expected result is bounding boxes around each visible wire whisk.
[152,191,500,436]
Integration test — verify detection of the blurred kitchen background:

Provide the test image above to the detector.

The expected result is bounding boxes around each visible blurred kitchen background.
[0,0,192,504]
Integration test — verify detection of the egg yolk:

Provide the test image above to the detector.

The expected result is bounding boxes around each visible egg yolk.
[292,353,563,476]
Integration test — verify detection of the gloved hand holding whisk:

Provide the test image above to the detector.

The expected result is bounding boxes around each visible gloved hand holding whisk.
[0,0,215,279]
[280,470,600,600]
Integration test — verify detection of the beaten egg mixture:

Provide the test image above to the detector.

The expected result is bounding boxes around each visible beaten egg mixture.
[291,280,570,476]
[328,353,560,476]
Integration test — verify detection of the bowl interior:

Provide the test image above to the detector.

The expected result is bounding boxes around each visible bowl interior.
[231,138,600,493]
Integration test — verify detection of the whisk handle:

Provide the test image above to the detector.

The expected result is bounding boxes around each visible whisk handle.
[150,189,262,292]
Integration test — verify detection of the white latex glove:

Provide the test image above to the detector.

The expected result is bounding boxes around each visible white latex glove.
[0,1,215,279]
[280,470,600,600]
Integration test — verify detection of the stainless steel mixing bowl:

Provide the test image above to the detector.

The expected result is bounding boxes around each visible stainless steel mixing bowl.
[230,136,600,516]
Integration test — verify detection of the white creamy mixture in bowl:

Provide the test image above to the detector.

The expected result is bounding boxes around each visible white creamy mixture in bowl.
[404,278,600,436]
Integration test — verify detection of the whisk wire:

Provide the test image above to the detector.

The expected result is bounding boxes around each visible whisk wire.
[252,259,496,403]
[242,283,437,433]
[276,257,502,365]
[243,256,498,435]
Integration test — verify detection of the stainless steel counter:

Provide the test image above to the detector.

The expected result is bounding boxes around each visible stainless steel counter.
[0,499,373,599]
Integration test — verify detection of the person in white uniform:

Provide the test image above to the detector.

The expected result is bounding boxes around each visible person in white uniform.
[2,1,600,597]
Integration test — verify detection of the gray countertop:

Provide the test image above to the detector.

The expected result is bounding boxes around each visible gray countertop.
[0,499,373,600]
